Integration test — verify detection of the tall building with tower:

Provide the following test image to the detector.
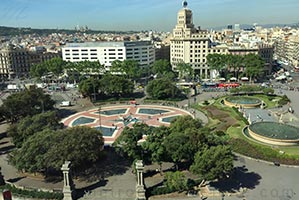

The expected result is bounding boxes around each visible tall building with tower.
[170,1,273,79]
[170,0,210,78]
[170,0,226,78]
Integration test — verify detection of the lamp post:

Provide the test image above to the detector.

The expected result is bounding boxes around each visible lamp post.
[98,105,101,127]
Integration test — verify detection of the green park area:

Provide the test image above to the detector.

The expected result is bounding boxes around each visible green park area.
[194,93,299,164]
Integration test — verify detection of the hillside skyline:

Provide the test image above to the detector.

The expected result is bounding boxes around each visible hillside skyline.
[1,0,299,31]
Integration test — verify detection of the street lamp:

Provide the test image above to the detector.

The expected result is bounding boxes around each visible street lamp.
[98,105,101,127]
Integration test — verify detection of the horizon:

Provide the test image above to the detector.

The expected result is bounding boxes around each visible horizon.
[1,0,299,32]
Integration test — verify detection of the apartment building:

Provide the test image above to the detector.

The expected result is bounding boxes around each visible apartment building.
[0,45,61,80]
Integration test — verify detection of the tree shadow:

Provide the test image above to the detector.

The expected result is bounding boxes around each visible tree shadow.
[0,132,7,140]
[0,145,15,154]
[75,179,108,200]
[75,147,131,182]
[57,109,77,119]
[45,175,63,183]
[0,141,9,146]
[145,180,164,198]
[6,176,26,183]
[209,166,261,193]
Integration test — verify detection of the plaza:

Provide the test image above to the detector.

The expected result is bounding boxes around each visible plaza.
[62,105,193,145]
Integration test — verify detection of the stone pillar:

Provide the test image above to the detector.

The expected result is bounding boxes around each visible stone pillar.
[61,161,75,200]
[248,113,252,124]
[135,160,146,200]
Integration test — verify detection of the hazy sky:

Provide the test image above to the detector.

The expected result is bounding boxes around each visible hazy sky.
[1,0,298,31]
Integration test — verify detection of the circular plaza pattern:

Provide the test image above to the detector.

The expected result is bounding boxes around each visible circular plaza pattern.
[246,122,299,146]
[62,105,193,145]
[224,96,262,108]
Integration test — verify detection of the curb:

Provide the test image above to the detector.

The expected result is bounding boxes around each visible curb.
[234,152,299,168]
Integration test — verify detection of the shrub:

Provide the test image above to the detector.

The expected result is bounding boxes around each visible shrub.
[278,95,290,106]
[0,184,63,199]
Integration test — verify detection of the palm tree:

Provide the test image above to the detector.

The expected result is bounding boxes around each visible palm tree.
[207,54,226,79]
[176,61,193,81]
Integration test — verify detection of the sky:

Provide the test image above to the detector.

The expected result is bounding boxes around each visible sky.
[0,0,299,31]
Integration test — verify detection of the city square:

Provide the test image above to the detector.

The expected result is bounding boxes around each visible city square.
[0,0,299,199]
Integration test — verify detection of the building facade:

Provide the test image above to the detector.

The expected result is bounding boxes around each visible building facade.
[170,1,274,79]
[170,1,213,78]
[0,45,60,80]
[62,41,155,69]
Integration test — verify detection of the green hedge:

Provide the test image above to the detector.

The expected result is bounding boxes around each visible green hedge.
[0,184,63,200]
[278,95,290,107]
[229,138,299,165]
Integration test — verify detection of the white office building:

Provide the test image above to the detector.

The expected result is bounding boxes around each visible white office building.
[62,41,155,68]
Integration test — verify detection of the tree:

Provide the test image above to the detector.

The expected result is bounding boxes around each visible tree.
[30,63,48,78]
[164,171,188,192]
[8,111,63,148]
[176,61,193,81]
[142,126,171,172]
[207,54,225,78]
[10,126,104,175]
[152,60,173,75]
[243,54,265,83]
[113,123,151,161]
[99,75,134,98]
[45,57,66,77]
[0,88,55,122]
[30,57,67,79]
[169,115,202,134]
[164,131,194,169]
[110,60,141,80]
[190,145,234,181]
[146,78,183,100]
[78,78,100,99]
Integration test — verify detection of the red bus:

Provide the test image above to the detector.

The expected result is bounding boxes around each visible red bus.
[218,83,240,88]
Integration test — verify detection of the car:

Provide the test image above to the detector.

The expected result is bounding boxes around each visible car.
[59,101,71,107]
[273,161,280,166]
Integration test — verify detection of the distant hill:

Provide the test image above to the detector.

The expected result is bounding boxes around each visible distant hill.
[0,26,138,36]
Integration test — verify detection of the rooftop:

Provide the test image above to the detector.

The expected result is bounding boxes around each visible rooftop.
[64,41,152,48]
